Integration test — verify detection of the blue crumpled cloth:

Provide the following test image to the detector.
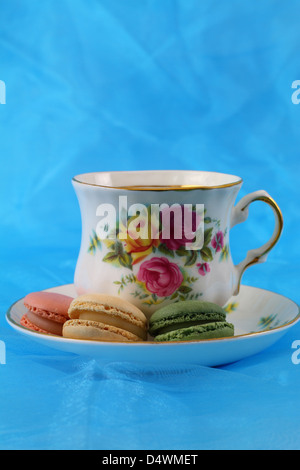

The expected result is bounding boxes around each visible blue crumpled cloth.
[0,0,300,450]
[2,316,300,450]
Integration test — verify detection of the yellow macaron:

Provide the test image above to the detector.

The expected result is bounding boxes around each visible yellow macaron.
[63,293,148,342]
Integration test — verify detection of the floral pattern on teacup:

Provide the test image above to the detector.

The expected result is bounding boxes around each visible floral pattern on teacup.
[87,206,230,306]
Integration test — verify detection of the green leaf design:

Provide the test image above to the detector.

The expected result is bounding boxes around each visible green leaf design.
[118,253,133,270]
[200,246,213,262]
[114,241,124,255]
[126,274,137,283]
[185,276,199,284]
[170,292,179,300]
[138,294,149,300]
[184,250,198,266]
[158,243,175,258]
[204,227,213,247]
[178,285,193,294]
[115,273,137,294]
[102,239,133,270]
[103,252,119,263]
[175,246,189,257]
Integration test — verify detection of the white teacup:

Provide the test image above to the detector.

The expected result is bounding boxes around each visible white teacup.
[72,170,283,317]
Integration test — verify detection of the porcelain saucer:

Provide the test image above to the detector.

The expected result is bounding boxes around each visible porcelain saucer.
[6,284,300,367]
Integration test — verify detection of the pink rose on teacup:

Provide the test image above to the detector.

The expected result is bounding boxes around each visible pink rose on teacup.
[137,256,183,297]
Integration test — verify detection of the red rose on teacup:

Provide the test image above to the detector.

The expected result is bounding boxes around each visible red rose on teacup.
[137,257,183,297]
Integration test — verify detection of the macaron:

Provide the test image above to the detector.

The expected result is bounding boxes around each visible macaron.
[21,291,74,336]
[149,300,234,342]
[63,293,148,342]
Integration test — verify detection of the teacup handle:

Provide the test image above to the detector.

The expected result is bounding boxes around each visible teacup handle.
[231,190,283,295]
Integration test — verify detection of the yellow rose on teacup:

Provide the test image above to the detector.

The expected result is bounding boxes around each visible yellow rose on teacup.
[122,212,160,265]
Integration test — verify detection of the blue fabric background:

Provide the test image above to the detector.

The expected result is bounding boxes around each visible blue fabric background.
[0,0,300,450]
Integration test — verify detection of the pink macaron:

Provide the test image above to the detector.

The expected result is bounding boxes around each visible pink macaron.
[21,291,74,336]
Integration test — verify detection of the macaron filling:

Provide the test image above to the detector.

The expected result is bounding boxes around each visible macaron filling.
[24,304,67,324]
[154,322,235,342]
[21,315,50,335]
[63,319,142,342]
[153,318,224,335]
[24,311,64,336]
[149,312,226,336]
[78,311,147,340]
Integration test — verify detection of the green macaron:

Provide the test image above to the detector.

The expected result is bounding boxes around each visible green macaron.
[149,300,234,342]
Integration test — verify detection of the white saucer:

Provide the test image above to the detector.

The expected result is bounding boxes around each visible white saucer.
[6,284,300,367]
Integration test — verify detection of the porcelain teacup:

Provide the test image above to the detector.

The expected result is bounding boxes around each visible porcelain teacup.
[72,170,283,317]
